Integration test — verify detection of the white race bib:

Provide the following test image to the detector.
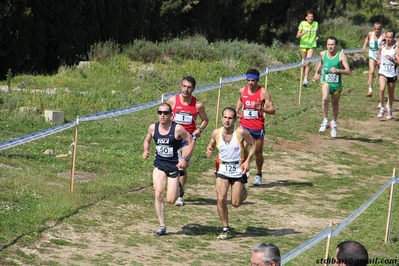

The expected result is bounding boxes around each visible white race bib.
[174,112,193,125]
[243,108,258,119]
[325,73,339,82]
[156,145,173,157]
[221,162,240,174]
[383,64,395,72]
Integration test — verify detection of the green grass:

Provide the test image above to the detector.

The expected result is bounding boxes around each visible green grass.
[1,35,399,265]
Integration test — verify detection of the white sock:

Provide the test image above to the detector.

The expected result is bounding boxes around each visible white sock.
[369,88,372,92]
[323,118,328,124]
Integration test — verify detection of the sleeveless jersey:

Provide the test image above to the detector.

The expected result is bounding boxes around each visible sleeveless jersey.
[153,122,182,170]
[321,51,342,88]
[368,31,384,60]
[172,95,198,134]
[216,127,244,178]
[298,20,318,49]
[379,43,397,78]
[239,86,265,130]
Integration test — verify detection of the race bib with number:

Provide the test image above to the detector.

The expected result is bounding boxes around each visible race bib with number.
[174,112,193,125]
[325,73,339,83]
[243,108,259,119]
[383,63,395,72]
[156,145,173,157]
[372,50,379,59]
[219,161,241,176]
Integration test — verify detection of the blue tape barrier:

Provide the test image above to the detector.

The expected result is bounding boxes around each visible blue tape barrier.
[0,122,76,151]
[281,227,332,264]
[79,100,161,122]
[281,176,398,265]
[0,47,363,151]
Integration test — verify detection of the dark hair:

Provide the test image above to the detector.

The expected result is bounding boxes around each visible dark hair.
[222,107,237,119]
[304,9,315,18]
[182,76,196,88]
[327,36,339,45]
[385,28,396,37]
[336,241,368,266]
[245,68,260,77]
[158,103,172,113]
[252,243,281,266]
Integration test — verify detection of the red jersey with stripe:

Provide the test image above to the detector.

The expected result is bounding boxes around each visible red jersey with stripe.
[239,86,265,130]
[172,95,198,133]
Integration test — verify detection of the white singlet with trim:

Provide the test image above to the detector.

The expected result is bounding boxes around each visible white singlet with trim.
[379,43,397,78]
[216,126,244,178]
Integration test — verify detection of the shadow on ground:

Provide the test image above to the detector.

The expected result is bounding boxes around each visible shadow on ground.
[173,223,301,238]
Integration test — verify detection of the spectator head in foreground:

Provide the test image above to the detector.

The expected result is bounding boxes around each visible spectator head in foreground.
[251,243,281,266]
[334,240,369,266]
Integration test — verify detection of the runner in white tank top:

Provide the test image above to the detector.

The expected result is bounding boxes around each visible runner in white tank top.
[205,107,256,240]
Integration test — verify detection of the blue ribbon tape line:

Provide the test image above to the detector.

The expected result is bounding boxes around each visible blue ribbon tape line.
[0,47,362,151]
[0,100,161,151]
[281,176,398,265]
[0,122,76,151]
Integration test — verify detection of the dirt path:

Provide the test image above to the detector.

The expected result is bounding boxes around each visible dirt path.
[5,116,397,266]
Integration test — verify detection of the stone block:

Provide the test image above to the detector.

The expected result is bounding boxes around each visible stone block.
[44,110,65,124]
[19,107,39,114]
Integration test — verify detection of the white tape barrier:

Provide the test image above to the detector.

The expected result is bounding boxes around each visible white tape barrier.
[79,100,161,122]
[0,47,363,151]
[0,100,161,151]
[281,227,332,265]
[0,122,76,151]
[281,176,399,265]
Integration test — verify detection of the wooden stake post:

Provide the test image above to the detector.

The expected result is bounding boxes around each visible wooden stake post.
[385,168,396,243]
[215,78,222,129]
[70,117,79,193]
[324,221,333,266]
[298,60,304,105]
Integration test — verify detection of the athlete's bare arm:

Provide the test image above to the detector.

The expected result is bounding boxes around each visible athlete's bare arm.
[235,87,244,117]
[205,129,219,158]
[166,96,176,110]
[261,89,276,115]
[142,124,155,159]
[175,124,194,168]
[393,46,399,66]
[338,52,351,75]
[193,100,209,137]
[362,32,372,52]
[313,51,325,81]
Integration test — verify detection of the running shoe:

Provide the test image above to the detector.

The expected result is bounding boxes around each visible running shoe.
[366,91,372,97]
[153,226,167,236]
[175,197,184,206]
[386,109,393,120]
[330,121,338,138]
[377,108,385,118]
[302,79,308,87]
[319,122,330,132]
[217,230,232,240]
[253,175,262,186]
